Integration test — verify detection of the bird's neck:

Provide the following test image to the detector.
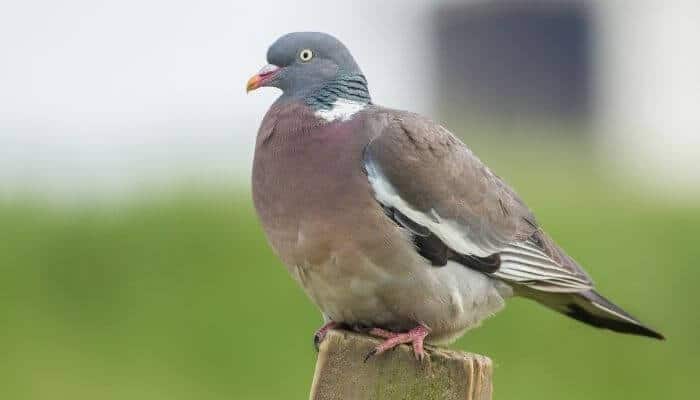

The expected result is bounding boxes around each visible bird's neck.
[304,74,371,122]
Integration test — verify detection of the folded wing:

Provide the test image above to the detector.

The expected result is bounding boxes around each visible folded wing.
[362,108,593,293]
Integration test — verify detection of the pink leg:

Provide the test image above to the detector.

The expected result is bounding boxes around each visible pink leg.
[365,325,430,362]
[313,321,339,351]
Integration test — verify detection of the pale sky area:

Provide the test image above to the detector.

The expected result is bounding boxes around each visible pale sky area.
[0,0,435,198]
[1,1,699,200]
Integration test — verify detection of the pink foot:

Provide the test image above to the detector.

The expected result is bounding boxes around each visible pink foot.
[313,321,338,351]
[365,325,430,362]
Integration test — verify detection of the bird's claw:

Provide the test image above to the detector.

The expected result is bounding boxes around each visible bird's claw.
[363,325,430,362]
[312,321,338,352]
[363,348,377,363]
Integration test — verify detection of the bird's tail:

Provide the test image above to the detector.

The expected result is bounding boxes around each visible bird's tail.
[531,289,664,340]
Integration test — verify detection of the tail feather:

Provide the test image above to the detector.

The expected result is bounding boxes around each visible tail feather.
[525,289,665,340]
[566,290,664,340]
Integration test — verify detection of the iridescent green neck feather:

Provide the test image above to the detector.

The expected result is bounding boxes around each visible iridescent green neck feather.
[304,74,371,111]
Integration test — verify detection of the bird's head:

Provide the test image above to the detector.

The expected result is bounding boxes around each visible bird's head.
[247,32,370,108]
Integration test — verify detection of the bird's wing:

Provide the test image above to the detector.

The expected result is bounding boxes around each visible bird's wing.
[362,108,592,293]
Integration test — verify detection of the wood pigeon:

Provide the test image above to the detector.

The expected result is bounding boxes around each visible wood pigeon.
[248,32,663,360]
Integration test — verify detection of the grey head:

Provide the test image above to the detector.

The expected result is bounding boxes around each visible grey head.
[247,32,371,110]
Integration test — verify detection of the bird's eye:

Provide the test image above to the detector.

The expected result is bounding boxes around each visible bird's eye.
[299,49,314,62]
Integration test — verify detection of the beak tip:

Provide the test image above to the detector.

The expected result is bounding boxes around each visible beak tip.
[246,65,280,95]
[246,75,260,93]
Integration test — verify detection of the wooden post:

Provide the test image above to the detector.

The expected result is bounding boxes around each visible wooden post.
[309,329,493,400]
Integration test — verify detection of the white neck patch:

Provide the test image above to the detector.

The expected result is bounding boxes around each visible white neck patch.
[314,98,366,122]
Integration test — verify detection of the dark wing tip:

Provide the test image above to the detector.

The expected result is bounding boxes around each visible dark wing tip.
[567,290,665,341]
[565,303,665,340]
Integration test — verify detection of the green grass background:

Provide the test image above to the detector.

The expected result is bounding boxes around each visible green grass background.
[1,140,697,399]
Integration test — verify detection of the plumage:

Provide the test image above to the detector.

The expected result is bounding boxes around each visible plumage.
[249,32,664,353]
[362,109,594,292]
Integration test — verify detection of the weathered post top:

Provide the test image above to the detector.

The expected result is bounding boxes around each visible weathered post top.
[310,329,493,400]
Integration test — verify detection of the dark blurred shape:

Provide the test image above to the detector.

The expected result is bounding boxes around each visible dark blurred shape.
[434,1,592,127]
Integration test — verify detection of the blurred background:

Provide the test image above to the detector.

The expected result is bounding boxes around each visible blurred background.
[1,0,698,399]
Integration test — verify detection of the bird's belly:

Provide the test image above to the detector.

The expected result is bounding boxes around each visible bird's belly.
[293,255,512,345]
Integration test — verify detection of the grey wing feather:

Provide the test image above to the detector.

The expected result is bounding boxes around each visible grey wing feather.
[363,108,592,293]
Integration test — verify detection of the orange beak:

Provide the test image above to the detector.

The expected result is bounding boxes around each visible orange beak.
[246,64,280,93]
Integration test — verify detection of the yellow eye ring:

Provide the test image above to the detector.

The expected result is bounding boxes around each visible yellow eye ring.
[299,49,313,62]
